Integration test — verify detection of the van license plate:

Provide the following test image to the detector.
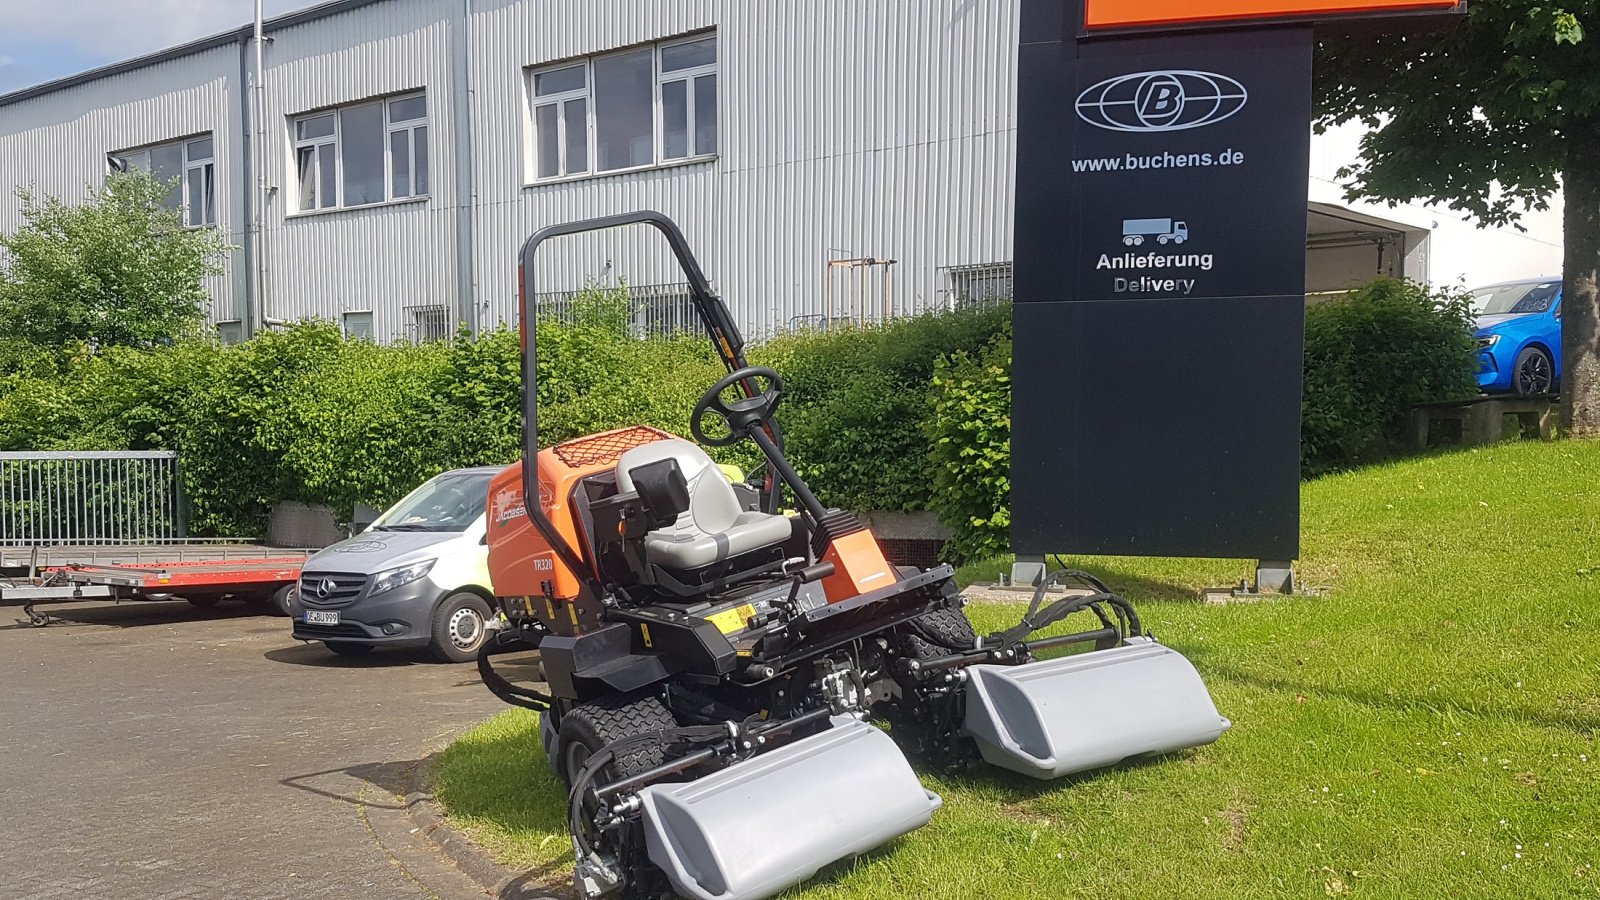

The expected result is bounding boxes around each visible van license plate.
[305,610,340,626]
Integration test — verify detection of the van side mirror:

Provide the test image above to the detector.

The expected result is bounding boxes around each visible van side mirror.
[629,458,691,530]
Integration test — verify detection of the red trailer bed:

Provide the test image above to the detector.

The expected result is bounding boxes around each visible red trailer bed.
[1,543,310,626]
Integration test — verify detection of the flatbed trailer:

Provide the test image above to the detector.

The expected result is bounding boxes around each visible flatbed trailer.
[1,542,311,626]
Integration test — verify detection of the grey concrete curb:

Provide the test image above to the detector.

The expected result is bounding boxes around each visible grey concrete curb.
[403,756,571,900]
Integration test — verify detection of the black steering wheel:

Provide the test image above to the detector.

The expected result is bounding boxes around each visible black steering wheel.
[692,367,784,447]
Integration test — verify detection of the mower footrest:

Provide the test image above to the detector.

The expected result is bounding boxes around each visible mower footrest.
[638,718,941,900]
[963,636,1230,779]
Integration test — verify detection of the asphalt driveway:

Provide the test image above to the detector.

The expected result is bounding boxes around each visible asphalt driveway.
[0,599,505,899]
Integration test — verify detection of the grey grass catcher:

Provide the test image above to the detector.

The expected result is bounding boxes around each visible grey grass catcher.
[476,211,1231,900]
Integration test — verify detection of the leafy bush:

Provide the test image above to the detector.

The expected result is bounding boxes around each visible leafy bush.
[752,305,1010,511]
[0,171,230,361]
[926,334,1012,562]
[1301,278,1479,474]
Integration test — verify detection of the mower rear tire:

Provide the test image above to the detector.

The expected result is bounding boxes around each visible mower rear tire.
[901,605,979,661]
[557,693,677,788]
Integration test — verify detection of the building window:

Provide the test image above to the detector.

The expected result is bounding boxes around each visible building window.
[215,321,244,344]
[658,35,717,160]
[112,135,216,227]
[944,262,1013,308]
[342,311,374,340]
[294,91,428,212]
[406,304,450,343]
[529,32,717,181]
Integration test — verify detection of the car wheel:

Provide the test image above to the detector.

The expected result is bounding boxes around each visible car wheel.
[324,641,374,657]
[430,592,492,663]
[1513,346,1555,397]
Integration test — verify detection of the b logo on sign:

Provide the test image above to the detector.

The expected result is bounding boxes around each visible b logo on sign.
[1076,70,1248,133]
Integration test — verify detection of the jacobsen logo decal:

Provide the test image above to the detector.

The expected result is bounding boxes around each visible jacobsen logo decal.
[1076,71,1248,133]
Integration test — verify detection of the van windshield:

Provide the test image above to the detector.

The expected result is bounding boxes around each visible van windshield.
[372,471,493,532]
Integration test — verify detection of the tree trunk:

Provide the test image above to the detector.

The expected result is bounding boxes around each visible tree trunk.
[1563,127,1600,436]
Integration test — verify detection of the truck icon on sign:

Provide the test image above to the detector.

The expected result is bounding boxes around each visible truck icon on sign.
[1122,218,1188,246]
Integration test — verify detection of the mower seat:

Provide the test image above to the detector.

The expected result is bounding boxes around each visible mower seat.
[616,439,793,570]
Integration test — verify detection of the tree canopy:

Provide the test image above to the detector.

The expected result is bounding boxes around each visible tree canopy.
[1315,4,1587,226]
[1316,3,1600,433]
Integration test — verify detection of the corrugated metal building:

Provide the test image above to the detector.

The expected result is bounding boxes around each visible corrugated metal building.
[0,0,1563,343]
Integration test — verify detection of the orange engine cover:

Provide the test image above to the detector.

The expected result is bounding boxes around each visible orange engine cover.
[487,426,673,617]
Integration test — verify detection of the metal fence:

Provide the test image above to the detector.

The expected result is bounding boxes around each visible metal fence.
[0,451,185,546]
[538,282,704,338]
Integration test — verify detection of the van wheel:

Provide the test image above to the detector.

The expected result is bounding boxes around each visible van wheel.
[431,593,492,663]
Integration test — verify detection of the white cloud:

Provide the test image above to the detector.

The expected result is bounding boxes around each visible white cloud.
[0,55,15,67]
[0,0,315,60]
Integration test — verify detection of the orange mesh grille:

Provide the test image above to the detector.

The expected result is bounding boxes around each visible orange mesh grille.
[552,426,670,468]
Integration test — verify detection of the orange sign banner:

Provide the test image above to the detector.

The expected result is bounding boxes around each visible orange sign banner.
[1085,0,1462,30]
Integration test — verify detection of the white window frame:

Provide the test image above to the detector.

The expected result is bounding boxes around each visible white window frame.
[530,65,590,179]
[292,90,429,213]
[387,95,429,199]
[655,34,717,163]
[342,310,375,340]
[527,31,718,184]
[110,134,217,228]
[180,137,216,227]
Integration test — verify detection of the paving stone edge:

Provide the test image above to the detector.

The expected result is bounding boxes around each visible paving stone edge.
[404,754,567,899]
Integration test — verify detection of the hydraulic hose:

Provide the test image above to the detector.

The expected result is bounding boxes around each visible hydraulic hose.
[990,567,1144,648]
[477,628,553,712]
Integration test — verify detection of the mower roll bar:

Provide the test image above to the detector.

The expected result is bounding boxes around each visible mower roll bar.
[516,211,770,590]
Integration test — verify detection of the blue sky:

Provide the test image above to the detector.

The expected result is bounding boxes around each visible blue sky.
[0,1,316,94]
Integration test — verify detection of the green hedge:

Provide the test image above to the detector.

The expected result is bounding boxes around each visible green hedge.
[1301,277,1480,474]
[750,305,1010,511]
[0,279,1477,556]
[926,333,1013,561]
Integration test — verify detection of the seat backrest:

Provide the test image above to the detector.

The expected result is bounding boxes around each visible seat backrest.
[616,439,741,537]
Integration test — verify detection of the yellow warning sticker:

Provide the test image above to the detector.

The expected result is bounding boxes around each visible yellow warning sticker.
[705,603,757,634]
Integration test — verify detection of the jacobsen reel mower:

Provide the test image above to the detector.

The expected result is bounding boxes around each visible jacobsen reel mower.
[477,212,1230,900]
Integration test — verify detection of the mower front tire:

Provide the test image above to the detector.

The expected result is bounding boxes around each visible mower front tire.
[557,693,677,788]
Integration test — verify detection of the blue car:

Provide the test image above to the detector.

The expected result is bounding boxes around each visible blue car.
[1470,278,1562,396]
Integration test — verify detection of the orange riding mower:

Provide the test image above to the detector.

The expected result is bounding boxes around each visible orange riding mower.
[476,211,1230,900]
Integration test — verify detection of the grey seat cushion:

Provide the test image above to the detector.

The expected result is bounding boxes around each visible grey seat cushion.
[616,439,792,569]
[643,512,794,569]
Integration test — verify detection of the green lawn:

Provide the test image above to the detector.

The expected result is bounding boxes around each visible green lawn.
[432,439,1600,898]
